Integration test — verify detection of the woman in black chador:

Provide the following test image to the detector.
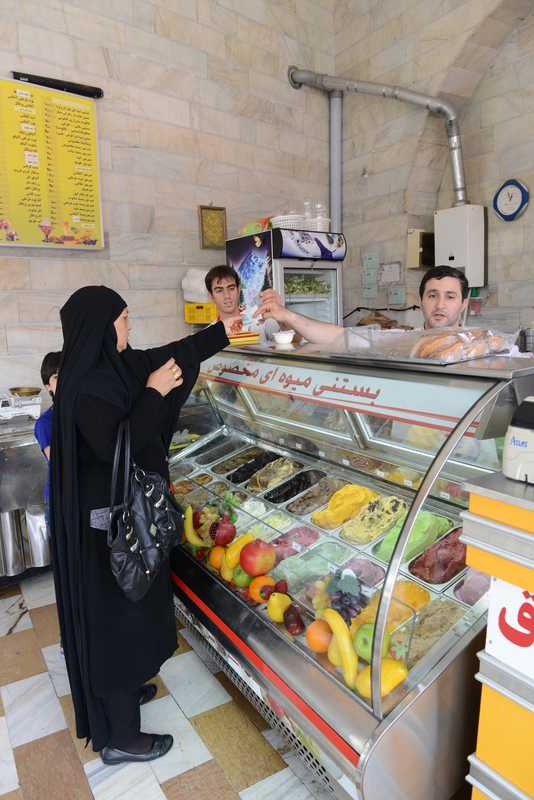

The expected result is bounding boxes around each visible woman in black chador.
[50,286,231,764]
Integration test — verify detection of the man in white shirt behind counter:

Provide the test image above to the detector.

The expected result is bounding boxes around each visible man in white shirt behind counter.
[254,265,470,341]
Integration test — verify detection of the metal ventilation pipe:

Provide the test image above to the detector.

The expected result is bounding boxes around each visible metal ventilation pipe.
[288,66,468,224]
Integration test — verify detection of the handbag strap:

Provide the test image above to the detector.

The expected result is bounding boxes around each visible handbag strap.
[110,419,131,514]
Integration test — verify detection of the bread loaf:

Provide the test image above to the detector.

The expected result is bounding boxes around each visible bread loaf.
[488,335,506,353]
[411,334,458,359]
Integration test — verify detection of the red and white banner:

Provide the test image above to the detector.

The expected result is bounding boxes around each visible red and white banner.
[486,577,534,681]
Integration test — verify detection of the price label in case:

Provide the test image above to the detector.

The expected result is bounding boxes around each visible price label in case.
[295,443,303,450]
[225,653,263,699]
[403,479,413,488]
[318,450,326,458]
[440,491,451,501]
[279,438,285,445]
[342,458,350,467]
[376,469,386,479]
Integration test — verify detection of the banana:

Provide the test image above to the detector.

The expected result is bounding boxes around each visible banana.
[322,608,358,689]
[184,505,207,548]
[226,532,254,568]
[220,551,234,582]
[327,637,342,667]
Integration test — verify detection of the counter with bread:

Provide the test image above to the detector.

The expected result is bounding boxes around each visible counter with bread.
[169,340,534,800]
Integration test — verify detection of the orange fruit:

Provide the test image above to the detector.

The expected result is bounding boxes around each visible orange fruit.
[208,545,225,571]
[305,620,333,653]
[249,575,275,604]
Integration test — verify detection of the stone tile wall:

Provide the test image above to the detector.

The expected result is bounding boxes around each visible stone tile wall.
[0,0,333,385]
[334,0,528,321]
[438,9,534,330]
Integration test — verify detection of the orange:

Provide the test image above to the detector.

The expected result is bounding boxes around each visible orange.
[208,545,225,571]
[305,620,333,653]
[249,575,275,604]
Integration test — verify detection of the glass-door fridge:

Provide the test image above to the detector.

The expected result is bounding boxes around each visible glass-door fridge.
[226,229,346,325]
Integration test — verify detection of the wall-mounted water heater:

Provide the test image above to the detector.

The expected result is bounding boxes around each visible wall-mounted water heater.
[434,205,487,288]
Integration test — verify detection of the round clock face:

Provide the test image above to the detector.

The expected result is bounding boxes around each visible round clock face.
[496,184,523,215]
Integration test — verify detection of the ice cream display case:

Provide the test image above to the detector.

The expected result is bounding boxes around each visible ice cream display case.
[169,343,534,800]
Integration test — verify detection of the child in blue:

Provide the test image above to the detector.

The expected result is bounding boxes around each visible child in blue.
[34,351,61,532]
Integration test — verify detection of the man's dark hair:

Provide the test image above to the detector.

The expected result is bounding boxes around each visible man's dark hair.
[419,266,469,300]
[205,265,240,294]
[40,351,62,386]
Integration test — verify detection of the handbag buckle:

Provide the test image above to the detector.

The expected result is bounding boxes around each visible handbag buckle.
[144,482,155,498]
[154,493,166,509]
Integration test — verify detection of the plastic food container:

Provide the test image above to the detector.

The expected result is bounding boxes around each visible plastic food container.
[273,329,295,345]
[271,215,304,230]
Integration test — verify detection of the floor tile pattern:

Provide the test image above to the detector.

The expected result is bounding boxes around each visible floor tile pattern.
[0,570,322,800]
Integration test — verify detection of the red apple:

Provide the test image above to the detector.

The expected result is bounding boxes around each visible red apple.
[209,513,236,546]
[239,540,276,577]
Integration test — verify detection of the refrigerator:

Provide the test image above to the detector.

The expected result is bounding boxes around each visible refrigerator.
[225,229,346,325]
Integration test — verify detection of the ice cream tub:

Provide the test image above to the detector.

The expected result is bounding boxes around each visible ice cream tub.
[404,527,467,593]
[210,445,265,473]
[264,469,327,506]
[241,497,270,518]
[242,521,278,542]
[169,459,195,479]
[263,510,295,533]
[228,451,284,485]
[303,539,353,566]
[388,597,466,668]
[370,511,454,564]
[193,437,248,466]
[285,476,348,515]
[339,555,386,588]
[190,471,214,486]
[445,568,491,609]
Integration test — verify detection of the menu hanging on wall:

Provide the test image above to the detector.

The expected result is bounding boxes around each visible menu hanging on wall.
[0,78,103,249]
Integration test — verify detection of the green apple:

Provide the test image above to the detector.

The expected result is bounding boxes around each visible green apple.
[233,565,252,588]
[353,623,390,662]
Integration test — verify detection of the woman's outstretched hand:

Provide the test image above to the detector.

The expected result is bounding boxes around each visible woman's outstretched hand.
[146,358,183,397]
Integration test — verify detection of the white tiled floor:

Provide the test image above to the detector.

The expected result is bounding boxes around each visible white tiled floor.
[0,594,32,637]
[0,573,329,800]
[0,717,18,795]
[1,672,66,748]
[85,759,166,800]
[239,767,315,800]
[141,695,212,783]
[41,643,70,697]
[20,571,56,609]
[159,650,231,718]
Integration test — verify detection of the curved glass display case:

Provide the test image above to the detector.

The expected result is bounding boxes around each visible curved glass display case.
[170,342,534,800]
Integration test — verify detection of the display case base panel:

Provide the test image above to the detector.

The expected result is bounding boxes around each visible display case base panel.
[174,600,354,800]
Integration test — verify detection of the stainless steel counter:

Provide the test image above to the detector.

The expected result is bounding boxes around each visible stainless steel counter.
[464,471,534,512]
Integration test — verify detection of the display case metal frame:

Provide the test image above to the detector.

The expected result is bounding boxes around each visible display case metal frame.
[171,345,534,800]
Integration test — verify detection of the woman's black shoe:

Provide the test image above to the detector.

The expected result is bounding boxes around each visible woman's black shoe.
[139,683,157,705]
[101,734,173,765]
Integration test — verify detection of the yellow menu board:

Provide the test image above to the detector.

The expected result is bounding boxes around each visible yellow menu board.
[0,78,103,249]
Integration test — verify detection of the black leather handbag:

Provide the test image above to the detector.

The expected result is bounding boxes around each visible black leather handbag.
[107,419,184,602]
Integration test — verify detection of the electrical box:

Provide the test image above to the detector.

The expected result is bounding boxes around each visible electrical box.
[434,205,487,288]
[406,229,435,269]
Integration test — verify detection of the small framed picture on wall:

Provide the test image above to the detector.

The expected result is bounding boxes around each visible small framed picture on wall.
[198,205,227,249]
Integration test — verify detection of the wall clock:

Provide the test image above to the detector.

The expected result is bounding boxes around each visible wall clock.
[493,178,529,222]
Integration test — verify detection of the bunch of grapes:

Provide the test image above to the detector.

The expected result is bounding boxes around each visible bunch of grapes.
[329,591,367,625]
